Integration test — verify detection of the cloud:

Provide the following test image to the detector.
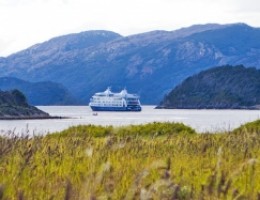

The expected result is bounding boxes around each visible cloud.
[0,0,260,56]
[228,0,260,13]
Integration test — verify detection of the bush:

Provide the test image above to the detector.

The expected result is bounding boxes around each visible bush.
[232,120,260,135]
[115,122,196,137]
[51,122,196,138]
[54,124,113,138]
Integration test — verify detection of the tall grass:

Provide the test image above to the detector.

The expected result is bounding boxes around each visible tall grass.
[0,122,259,199]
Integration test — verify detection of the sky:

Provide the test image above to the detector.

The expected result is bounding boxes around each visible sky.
[0,0,260,56]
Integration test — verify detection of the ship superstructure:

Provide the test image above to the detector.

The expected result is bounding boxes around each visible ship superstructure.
[89,87,141,111]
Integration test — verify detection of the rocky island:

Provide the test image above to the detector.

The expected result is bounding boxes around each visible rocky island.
[158,65,260,109]
[0,89,51,119]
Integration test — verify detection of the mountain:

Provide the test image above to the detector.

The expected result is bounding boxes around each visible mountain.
[0,89,49,119]
[1,24,260,104]
[0,77,76,105]
[158,65,260,109]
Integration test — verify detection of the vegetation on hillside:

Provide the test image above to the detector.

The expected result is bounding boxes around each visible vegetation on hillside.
[159,65,260,109]
[0,77,77,105]
[233,119,260,134]
[2,24,260,104]
[0,121,260,199]
[0,89,49,119]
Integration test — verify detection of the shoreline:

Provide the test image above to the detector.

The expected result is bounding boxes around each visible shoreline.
[155,106,260,110]
[1,106,260,134]
[0,116,69,120]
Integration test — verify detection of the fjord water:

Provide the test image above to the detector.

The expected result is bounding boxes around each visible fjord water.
[0,106,259,136]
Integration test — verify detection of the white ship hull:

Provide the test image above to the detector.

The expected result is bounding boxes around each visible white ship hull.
[89,88,142,112]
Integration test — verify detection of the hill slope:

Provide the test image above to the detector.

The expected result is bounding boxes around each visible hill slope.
[158,65,260,109]
[0,89,49,119]
[0,77,76,105]
[1,24,260,104]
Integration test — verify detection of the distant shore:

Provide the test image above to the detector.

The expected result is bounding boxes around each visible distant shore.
[0,116,68,120]
[155,105,260,110]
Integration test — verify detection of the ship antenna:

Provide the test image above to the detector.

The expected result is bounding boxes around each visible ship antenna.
[123,87,127,94]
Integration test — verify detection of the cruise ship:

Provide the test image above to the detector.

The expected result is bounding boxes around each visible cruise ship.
[89,87,142,111]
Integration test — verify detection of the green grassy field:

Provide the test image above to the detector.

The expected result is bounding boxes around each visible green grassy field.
[0,121,260,199]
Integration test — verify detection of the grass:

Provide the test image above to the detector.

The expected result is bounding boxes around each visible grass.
[0,121,260,199]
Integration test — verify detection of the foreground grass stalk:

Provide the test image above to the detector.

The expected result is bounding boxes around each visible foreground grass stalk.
[0,122,259,199]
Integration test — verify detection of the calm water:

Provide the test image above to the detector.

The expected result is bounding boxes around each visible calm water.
[0,106,259,135]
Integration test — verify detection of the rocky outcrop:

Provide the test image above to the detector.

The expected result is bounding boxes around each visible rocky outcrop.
[158,65,260,109]
[0,89,50,119]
